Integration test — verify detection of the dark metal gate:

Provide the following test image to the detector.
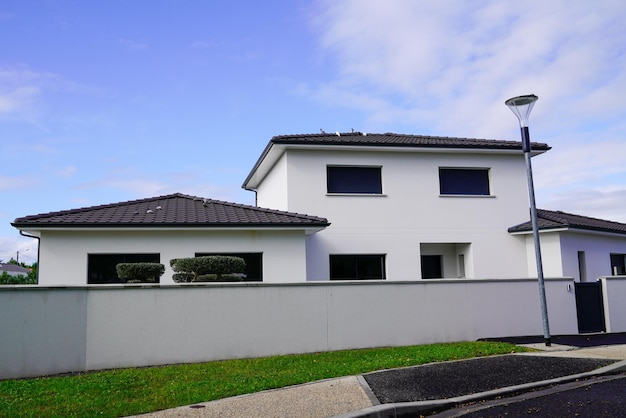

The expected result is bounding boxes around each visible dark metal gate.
[574,282,606,333]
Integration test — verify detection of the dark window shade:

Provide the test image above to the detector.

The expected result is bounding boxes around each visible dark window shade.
[196,252,263,281]
[439,168,490,195]
[327,166,382,194]
[88,253,160,284]
[421,255,443,279]
[330,254,386,280]
[610,254,626,275]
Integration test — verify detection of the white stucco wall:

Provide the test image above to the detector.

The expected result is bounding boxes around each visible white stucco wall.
[256,152,289,210]
[522,232,564,278]
[0,278,579,379]
[560,232,626,281]
[36,229,308,285]
[522,230,626,281]
[600,276,626,332]
[258,148,534,280]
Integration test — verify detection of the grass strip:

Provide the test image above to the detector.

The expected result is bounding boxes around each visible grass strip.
[0,341,530,417]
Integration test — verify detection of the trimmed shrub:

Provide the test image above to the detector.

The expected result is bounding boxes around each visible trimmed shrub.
[116,262,165,283]
[170,256,246,282]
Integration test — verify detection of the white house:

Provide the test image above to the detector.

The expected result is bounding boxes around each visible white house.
[243,132,550,280]
[11,132,626,285]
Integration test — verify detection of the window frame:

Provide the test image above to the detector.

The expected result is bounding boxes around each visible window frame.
[329,254,386,280]
[439,167,491,196]
[87,253,160,284]
[326,165,383,195]
[610,253,626,276]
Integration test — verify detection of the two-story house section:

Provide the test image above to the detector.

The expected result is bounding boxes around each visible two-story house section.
[243,132,551,281]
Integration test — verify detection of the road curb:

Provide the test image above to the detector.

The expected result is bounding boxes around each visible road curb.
[334,359,626,418]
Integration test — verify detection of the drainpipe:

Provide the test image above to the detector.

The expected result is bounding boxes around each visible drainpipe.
[19,231,40,284]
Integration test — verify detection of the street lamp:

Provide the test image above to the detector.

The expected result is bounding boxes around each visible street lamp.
[505,94,551,347]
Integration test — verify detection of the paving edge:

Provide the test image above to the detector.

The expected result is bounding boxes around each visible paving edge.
[333,359,626,418]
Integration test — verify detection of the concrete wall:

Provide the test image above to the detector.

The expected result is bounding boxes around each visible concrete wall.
[0,278,579,380]
[600,276,626,333]
[36,229,308,285]
[257,148,534,280]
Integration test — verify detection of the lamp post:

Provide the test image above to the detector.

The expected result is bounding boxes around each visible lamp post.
[505,94,551,347]
[16,248,29,264]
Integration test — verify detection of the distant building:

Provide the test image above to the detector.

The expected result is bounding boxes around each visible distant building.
[0,262,31,277]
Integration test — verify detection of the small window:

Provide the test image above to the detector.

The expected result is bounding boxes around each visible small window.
[330,254,386,280]
[88,253,160,284]
[421,255,443,279]
[327,166,382,194]
[610,253,626,275]
[439,168,490,195]
[196,252,263,281]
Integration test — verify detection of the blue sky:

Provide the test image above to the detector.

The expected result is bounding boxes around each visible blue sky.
[2,0,626,263]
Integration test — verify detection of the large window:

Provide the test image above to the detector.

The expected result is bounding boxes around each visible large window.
[88,253,160,284]
[327,166,382,194]
[330,254,386,280]
[439,168,490,195]
[196,252,263,281]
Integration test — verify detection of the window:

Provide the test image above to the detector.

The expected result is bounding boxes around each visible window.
[578,251,587,282]
[421,255,443,279]
[610,253,626,275]
[327,166,382,194]
[196,252,263,281]
[88,253,160,284]
[330,254,386,280]
[439,168,490,195]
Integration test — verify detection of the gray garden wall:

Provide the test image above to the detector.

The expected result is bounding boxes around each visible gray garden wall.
[0,278,594,379]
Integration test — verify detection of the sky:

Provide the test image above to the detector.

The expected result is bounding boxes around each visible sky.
[2,0,626,264]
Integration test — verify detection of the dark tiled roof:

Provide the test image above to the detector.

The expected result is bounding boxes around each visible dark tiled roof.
[0,263,31,274]
[11,193,330,229]
[508,209,626,235]
[270,132,551,151]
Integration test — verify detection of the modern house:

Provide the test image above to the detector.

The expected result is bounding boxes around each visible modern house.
[243,132,551,281]
[11,132,626,285]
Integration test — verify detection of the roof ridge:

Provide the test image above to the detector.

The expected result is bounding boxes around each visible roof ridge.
[15,193,185,221]
[197,196,327,221]
[539,208,626,228]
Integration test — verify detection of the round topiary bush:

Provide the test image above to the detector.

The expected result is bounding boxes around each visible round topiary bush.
[170,256,246,282]
[116,262,165,283]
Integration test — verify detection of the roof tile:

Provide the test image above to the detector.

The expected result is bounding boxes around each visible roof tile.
[271,132,551,150]
[12,193,330,228]
[508,209,626,235]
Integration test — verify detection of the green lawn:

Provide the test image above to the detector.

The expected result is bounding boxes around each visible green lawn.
[0,341,530,417]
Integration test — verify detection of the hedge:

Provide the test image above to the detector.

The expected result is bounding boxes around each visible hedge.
[170,256,246,282]
[116,262,165,283]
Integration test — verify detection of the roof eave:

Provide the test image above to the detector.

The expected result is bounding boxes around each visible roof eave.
[243,140,549,190]
[13,223,330,232]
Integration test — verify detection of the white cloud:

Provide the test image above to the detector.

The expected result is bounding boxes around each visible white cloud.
[0,67,51,118]
[311,0,626,134]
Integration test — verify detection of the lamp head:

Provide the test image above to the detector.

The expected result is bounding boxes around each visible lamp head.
[505,94,538,128]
